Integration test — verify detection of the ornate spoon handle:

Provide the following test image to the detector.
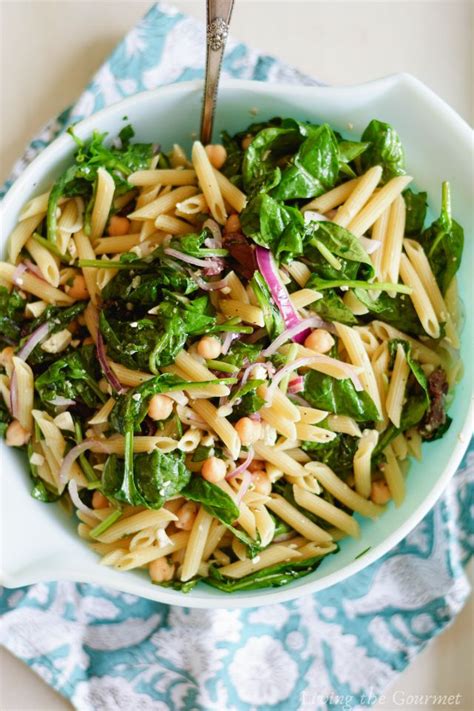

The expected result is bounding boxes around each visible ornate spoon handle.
[200,0,235,145]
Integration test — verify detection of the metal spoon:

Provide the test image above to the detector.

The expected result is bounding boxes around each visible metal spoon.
[200,0,235,145]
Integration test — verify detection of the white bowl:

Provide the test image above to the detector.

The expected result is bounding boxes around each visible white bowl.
[0,75,472,608]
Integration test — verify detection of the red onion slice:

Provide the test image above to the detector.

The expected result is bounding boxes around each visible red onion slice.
[255,246,309,344]
[221,332,239,355]
[359,236,381,254]
[262,316,330,358]
[59,439,111,485]
[48,396,76,408]
[164,248,214,269]
[236,469,253,504]
[12,263,27,285]
[203,219,223,248]
[226,447,254,480]
[288,376,304,394]
[68,479,100,518]
[24,259,47,282]
[194,274,229,291]
[97,331,127,395]
[17,322,50,361]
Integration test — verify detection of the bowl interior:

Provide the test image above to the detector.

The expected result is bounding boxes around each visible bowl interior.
[1,77,472,607]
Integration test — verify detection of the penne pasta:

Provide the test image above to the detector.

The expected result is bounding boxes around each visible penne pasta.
[347,175,413,237]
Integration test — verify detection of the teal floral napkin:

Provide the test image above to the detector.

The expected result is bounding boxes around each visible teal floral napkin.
[1,5,472,710]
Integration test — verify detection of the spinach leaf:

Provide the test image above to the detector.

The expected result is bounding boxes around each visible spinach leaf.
[310,289,358,325]
[360,119,405,183]
[272,124,340,200]
[35,345,105,410]
[354,289,424,336]
[302,433,359,478]
[100,312,177,372]
[157,578,201,593]
[241,193,305,258]
[306,221,374,282]
[0,287,26,348]
[404,189,427,236]
[250,272,284,339]
[419,182,464,294]
[102,450,190,508]
[229,381,266,421]
[243,126,301,194]
[338,140,370,177]
[303,369,380,422]
[182,477,239,525]
[222,341,262,369]
[47,128,152,242]
[204,553,333,592]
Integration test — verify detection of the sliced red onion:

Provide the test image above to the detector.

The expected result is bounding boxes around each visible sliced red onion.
[262,316,329,358]
[194,274,229,291]
[48,396,76,408]
[164,248,214,269]
[10,368,18,418]
[359,236,381,254]
[17,322,50,361]
[68,479,99,518]
[227,447,254,480]
[236,469,253,504]
[24,259,46,282]
[203,257,226,276]
[221,331,239,355]
[203,218,223,247]
[249,412,262,421]
[97,330,127,395]
[288,376,304,394]
[255,246,309,344]
[288,393,312,408]
[59,439,111,485]
[304,210,328,223]
[12,263,27,285]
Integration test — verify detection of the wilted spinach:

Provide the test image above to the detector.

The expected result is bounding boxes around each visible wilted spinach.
[302,433,360,478]
[303,369,380,422]
[250,271,284,339]
[419,182,464,294]
[47,127,153,242]
[354,289,424,336]
[360,119,405,182]
[102,449,190,508]
[404,189,428,236]
[0,287,26,348]
[35,345,105,410]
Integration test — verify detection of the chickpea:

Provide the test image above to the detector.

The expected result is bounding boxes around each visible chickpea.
[225,214,241,233]
[6,420,30,447]
[235,417,262,446]
[0,346,15,376]
[204,144,227,169]
[107,215,130,236]
[196,336,221,360]
[149,557,175,583]
[252,470,272,496]
[304,329,335,354]
[175,501,198,530]
[241,135,252,150]
[201,456,227,483]
[370,480,392,505]
[147,394,174,421]
[92,490,109,509]
[66,274,89,300]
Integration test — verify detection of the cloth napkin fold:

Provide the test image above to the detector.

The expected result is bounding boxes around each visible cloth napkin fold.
[1,4,473,710]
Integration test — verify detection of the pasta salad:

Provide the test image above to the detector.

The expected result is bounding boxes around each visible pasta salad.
[0,117,464,592]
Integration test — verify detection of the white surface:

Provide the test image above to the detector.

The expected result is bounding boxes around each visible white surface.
[0,0,472,708]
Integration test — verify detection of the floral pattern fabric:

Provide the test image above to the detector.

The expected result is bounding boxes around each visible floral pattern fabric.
[0,4,472,710]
